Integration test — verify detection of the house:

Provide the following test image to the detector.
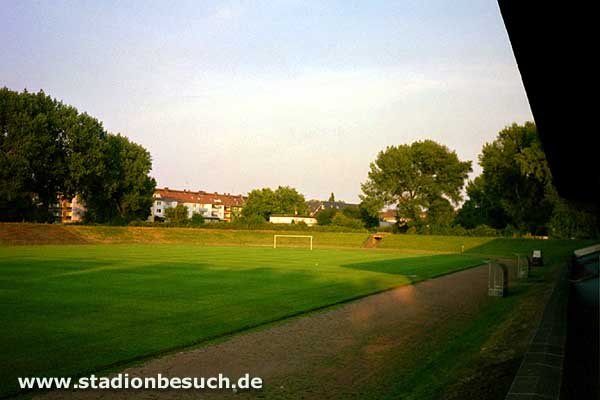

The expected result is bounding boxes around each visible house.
[269,214,318,226]
[150,188,245,222]
[52,195,85,223]
[379,209,421,227]
[379,209,398,226]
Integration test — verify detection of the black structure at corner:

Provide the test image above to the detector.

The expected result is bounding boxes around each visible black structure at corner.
[498,4,599,400]
[497,1,598,204]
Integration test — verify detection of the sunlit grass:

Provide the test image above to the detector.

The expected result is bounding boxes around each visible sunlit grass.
[0,244,483,397]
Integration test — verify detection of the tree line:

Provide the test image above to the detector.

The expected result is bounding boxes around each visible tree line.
[454,123,598,238]
[359,122,598,238]
[241,123,597,238]
[2,88,596,237]
[239,187,376,230]
[0,88,156,223]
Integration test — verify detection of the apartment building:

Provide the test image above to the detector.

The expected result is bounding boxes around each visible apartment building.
[52,195,85,223]
[150,188,245,222]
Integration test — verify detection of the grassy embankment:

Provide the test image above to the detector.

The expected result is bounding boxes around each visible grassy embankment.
[0,223,369,248]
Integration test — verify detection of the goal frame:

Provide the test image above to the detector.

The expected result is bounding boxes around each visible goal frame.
[273,235,313,250]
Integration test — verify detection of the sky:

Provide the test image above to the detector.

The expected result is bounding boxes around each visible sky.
[1,0,533,202]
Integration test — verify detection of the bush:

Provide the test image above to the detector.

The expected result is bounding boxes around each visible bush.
[231,215,268,228]
[331,213,364,229]
[108,216,128,226]
[470,224,498,237]
[448,225,468,236]
[190,213,205,226]
[128,219,151,227]
[501,225,520,238]
[164,205,189,225]
[316,209,337,225]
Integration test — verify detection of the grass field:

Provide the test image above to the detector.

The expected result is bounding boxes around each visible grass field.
[0,224,592,398]
[0,244,485,397]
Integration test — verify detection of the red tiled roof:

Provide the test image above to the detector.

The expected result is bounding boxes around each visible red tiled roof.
[380,209,397,218]
[154,188,245,207]
[270,214,315,218]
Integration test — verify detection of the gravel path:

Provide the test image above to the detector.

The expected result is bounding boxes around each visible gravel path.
[38,265,490,400]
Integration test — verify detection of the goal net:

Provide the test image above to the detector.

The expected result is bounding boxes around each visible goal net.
[273,235,313,250]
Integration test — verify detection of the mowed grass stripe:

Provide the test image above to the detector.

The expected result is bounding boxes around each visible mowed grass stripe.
[0,244,484,396]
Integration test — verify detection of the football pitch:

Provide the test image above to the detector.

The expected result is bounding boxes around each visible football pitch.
[0,244,484,397]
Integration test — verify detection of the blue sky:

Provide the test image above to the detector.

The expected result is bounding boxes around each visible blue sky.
[1,0,532,202]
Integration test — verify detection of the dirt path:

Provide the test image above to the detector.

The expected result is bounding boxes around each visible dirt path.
[38,265,490,400]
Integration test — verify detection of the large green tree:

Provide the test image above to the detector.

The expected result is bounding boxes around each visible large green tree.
[548,196,598,239]
[460,122,598,237]
[0,87,155,223]
[454,176,508,229]
[476,122,554,234]
[242,186,309,220]
[316,208,337,225]
[361,140,472,229]
[83,134,156,223]
[164,204,189,225]
[0,89,72,221]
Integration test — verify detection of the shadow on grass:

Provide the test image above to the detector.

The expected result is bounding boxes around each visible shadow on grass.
[0,258,122,283]
[0,258,397,398]
[342,253,485,282]
[465,237,595,264]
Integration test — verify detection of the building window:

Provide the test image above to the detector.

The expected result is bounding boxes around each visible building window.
[156,201,162,206]
[157,209,162,213]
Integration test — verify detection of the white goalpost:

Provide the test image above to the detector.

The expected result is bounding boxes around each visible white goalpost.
[273,235,313,250]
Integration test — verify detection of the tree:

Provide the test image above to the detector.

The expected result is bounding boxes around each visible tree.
[165,205,189,225]
[361,140,472,228]
[476,122,554,235]
[190,212,205,226]
[62,111,109,215]
[426,197,455,227]
[242,186,308,220]
[241,188,276,220]
[83,134,155,223]
[316,208,337,225]
[359,197,383,229]
[548,196,598,239]
[0,87,156,223]
[341,205,361,219]
[454,176,508,229]
[456,122,598,238]
[275,186,309,215]
[331,213,364,229]
[0,88,70,221]
[358,202,380,229]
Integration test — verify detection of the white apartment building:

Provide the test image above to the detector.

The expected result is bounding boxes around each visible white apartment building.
[150,188,245,222]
